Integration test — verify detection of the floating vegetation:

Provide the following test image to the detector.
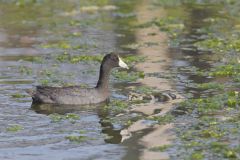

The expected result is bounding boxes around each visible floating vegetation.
[209,63,240,77]
[65,113,81,120]
[113,70,145,82]
[19,66,32,75]
[194,37,240,53]
[49,113,80,123]
[190,152,204,160]
[70,55,103,63]
[39,79,50,86]
[196,82,224,90]
[137,16,184,40]
[11,93,27,98]
[42,41,72,49]
[56,53,145,66]
[56,53,103,63]
[65,135,90,143]
[123,55,146,65]
[6,124,23,132]
[104,99,129,114]
[175,91,240,158]
[148,114,174,125]
[149,145,171,152]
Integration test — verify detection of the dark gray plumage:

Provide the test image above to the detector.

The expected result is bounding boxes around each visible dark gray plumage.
[30,53,128,105]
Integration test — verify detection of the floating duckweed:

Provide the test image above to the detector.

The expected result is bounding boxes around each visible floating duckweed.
[190,152,204,160]
[148,114,174,125]
[194,38,224,52]
[49,113,80,123]
[32,57,44,63]
[209,64,240,77]
[49,113,64,122]
[224,150,237,158]
[79,130,87,134]
[41,69,52,76]
[197,82,224,90]
[123,55,146,65]
[65,135,88,143]
[11,93,27,98]
[195,37,240,53]
[70,55,103,63]
[104,99,129,113]
[113,70,144,82]
[56,52,69,62]
[42,41,71,49]
[185,141,202,148]
[111,99,128,109]
[65,113,80,120]
[210,142,237,158]
[178,93,233,115]
[134,86,155,94]
[6,124,23,132]
[39,79,49,86]
[149,145,171,152]
[200,129,224,138]
[49,113,80,122]
[137,17,184,38]
[19,66,32,75]
[153,17,184,37]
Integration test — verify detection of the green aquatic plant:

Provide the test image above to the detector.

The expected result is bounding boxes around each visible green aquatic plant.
[103,99,129,114]
[195,37,240,53]
[148,114,174,125]
[11,93,27,98]
[209,64,240,77]
[149,145,171,152]
[200,128,224,138]
[111,99,128,108]
[6,124,23,132]
[39,79,49,86]
[177,92,240,115]
[197,82,224,90]
[49,113,64,122]
[134,86,155,94]
[56,52,70,62]
[123,55,146,65]
[190,152,204,160]
[19,66,32,75]
[65,113,80,120]
[194,38,224,52]
[210,142,237,158]
[113,70,144,82]
[65,135,89,143]
[42,41,71,49]
[56,53,145,66]
[56,53,103,63]
[49,113,80,123]
[70,55,103,63]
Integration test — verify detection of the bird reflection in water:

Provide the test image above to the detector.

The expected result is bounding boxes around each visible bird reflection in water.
[31,102,122,144]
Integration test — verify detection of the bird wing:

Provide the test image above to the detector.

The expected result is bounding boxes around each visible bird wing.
[34,86,90,103]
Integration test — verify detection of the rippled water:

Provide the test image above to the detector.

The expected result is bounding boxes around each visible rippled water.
[0,0,230,159]
[0,1,130,159]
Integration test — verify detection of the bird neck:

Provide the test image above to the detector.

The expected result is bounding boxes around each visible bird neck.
[96,64,111,90]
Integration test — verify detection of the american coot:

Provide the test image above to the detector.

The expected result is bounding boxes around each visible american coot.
[30,53,129,105]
